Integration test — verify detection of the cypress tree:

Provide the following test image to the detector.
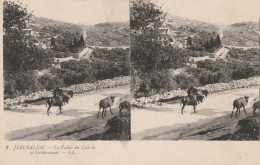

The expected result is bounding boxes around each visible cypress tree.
[205,40,209,50]
[187,36,192,46]
[216,34,221,47]
[73,37,78,48]
[79,35,85,46]
[51,37,55,47]
[210,36,214,49]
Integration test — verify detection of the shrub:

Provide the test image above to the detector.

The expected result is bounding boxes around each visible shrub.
[4,71,43,98]
[38,74,64,90]
[175,74,200,89]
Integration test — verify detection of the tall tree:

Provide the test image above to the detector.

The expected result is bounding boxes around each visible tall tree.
[3,0,31,35]
[51,37,55,47]
[131,0,170,72]
[205,40,209,50]
[210,36,214,49]
[3,0,50,73]
[79,35,85,46]
[216,34,221,47]
[73,37,78,48]
[187,36,192,46]
[4,0,31,72]
[130,0,166,32]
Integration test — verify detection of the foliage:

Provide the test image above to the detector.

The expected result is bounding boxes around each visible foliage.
[38,74,64,91]
[131,0,187,73]
[187,36,192,46]
[134,70,179,97]
[130,0,165,31]
[3,0,130,99]
[188,31,221,52]
[175,74,200,89]
[4,71,43,98]
[3,0,31,34]
[3,0,51,73]
[228,48,259,64]
[187,59,260,85]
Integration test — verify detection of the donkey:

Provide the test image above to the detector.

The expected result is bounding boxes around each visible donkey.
[231,96,249,118]
[97,96,116,119]
[180,96,198,115]
[119,101,131,113]
[46,96,66,116]
[253,100,260,115]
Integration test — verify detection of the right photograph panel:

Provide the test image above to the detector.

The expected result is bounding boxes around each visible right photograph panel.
[130,0,260,140]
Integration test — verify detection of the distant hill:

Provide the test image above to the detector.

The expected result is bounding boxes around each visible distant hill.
[222,22,258,47]
[85,22,129,46]
[164,14,219,52]
[164,15,258,48]
[166,15,218,32]
[29,16,129,48]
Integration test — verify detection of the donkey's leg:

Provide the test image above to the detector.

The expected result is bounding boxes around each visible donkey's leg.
[109,106,113,114]
[104,107,107,117]
[47,105,51,116]
[102,108,106,119]
[243,106,247,115]
[236,107,239,118]
[97,107,101,118]
[181,104,185,115]
[59,106,62,114]
[231,106,235,118]
[193,105,197,113]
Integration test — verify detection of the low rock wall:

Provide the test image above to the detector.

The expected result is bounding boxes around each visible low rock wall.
[132,76,260,107]
[4,76,130,106]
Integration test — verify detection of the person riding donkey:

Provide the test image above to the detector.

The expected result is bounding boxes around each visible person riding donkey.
[53,87,63,98]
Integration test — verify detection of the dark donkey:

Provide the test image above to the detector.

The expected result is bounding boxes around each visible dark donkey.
[46,96,69,115]
[180,96,198,115]
[231,96,249,118]
[97,96,116,119]
[119,101,131,113]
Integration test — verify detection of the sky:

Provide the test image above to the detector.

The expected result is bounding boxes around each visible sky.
[12,0,129,25]
[155,0,260,25]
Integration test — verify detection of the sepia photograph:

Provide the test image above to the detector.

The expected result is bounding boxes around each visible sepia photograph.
[1,0,260,164]
[3,0,131,140]
[130,0,260,140]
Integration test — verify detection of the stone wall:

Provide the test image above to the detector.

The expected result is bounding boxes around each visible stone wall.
[132,76,260,107]
[4,76,130,106]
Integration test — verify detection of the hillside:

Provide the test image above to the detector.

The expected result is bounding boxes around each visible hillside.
[85,22,130,46]
[163,15,220,51]
[166,15,218,32]
[29,16,129,50]
[4,14,130,99]
[164,15,258,48]
[221,22,258,47]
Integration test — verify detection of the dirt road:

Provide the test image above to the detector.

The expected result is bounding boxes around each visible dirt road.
[4,87,130,140]
[131,87,259,140]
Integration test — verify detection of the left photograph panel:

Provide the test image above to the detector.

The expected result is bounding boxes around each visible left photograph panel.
[3,0,131,140]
